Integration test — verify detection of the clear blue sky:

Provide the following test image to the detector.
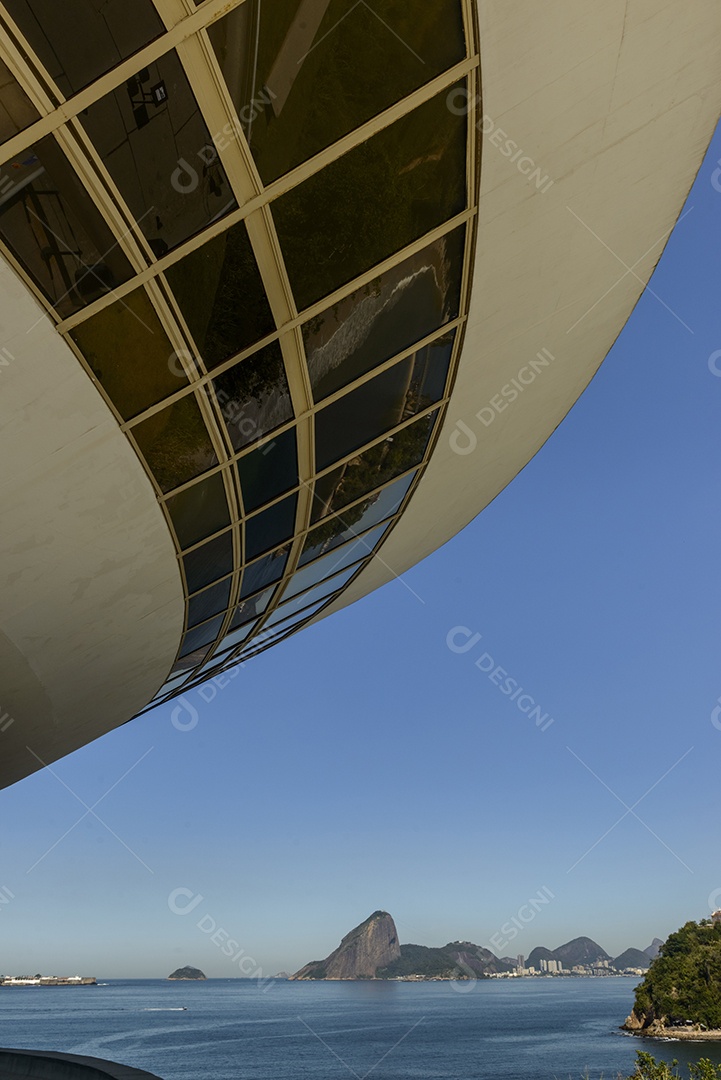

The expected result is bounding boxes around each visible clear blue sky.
[2,125,721,981]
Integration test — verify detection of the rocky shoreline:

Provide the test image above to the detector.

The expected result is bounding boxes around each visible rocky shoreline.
[624,1014,721,1041]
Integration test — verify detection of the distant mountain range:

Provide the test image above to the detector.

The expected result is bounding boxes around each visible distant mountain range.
[290,912,659,980]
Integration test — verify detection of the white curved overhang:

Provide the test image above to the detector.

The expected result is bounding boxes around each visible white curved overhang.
[0,0,720,789]
[327,0,721,613]
[0,256,184,788]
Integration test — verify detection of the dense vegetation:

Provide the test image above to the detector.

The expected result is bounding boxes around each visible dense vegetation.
[627,1052,721,1079]
[632,921,721,1028]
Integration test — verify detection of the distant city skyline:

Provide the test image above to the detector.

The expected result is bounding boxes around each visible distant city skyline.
[1,122,720,981]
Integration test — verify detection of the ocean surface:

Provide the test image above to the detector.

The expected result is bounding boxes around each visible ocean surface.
[2,977,721,1080]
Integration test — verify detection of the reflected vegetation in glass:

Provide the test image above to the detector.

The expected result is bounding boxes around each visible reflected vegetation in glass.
[273,85,467,310]
[132,393,218,493]
[182,530,234,593]
[237,426,297,513]
[315,333,453,470]
[301,471,414,567]
[209,341,292,453]
[0,57,39,142]
[285,520,389,599]
[70,287,187,419]
[311,409,438,523]
[2,0,164,97]
[304,227,464,401]
[165,472,230,551]
[80,50,235,254]
[0,134,133,317]
[245,493,296,561]
[207,0,466,184]
[165,221,275,368]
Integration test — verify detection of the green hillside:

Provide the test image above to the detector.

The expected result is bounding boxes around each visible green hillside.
[631,920,721,1028]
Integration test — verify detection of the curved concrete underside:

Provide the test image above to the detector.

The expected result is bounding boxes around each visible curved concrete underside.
[1,0,720,790]
[327,0,721,616]
[0,256,184,790]
[0,1048,164,1079]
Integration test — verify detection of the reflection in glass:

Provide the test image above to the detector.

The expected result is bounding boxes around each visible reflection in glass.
[259,597,333,637]
[70,287,187,420]
[2,0,164,97]
[302,471,414,566]
[315,333,453,470]
[311,409,437,523]
[182,531,234,593]
[271,565,361,624]
[240,545,290,598]
[0,57,40,142]
[166,473,230,550]
[305,228,464,401]
[165,221,275,368]
[207,0,465,184]
[179,614,224,657]
[285,520,389,599]
[0,134,133,317]
[209,342,292,452]
[80,50,235,254]
[245,493,296,560]
[229,585,274,630]
[171,645,210,673]
[215,619,257,653]
[273,85,467,309]
[237,427,297,512]
[186,577,232,628]
[132,394,218,493]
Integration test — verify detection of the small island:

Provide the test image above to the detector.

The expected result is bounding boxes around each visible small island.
[624,916,721,1040]
[167,966,206,981]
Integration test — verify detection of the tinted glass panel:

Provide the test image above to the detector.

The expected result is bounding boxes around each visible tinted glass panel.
[229,585,274,630]
[0,135,132,317]
[216,619,257,652]
[305,228,464,401]
[237,427,297,513]
[179,615,224,657]
[245,494,296,561]
[311,410,437,523]
[165,473,230,550]
[0,57,40,142]
[81,50,235,254]
[301,471,414,566]
[3,0,164,97]
[240,545,290,598]
[165,221,274,367]
[274,565,361,621]
[273,86,466,310]
[210,342,292,452]
[186,577,232,628]
[262,596,333,633]
[207,0,465,185]
[315,335,452,470]
[172,645,210,673]
[70,287,186,420]
[133,394,218,493]
[285,521,389,599]
[183,531,234,593]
